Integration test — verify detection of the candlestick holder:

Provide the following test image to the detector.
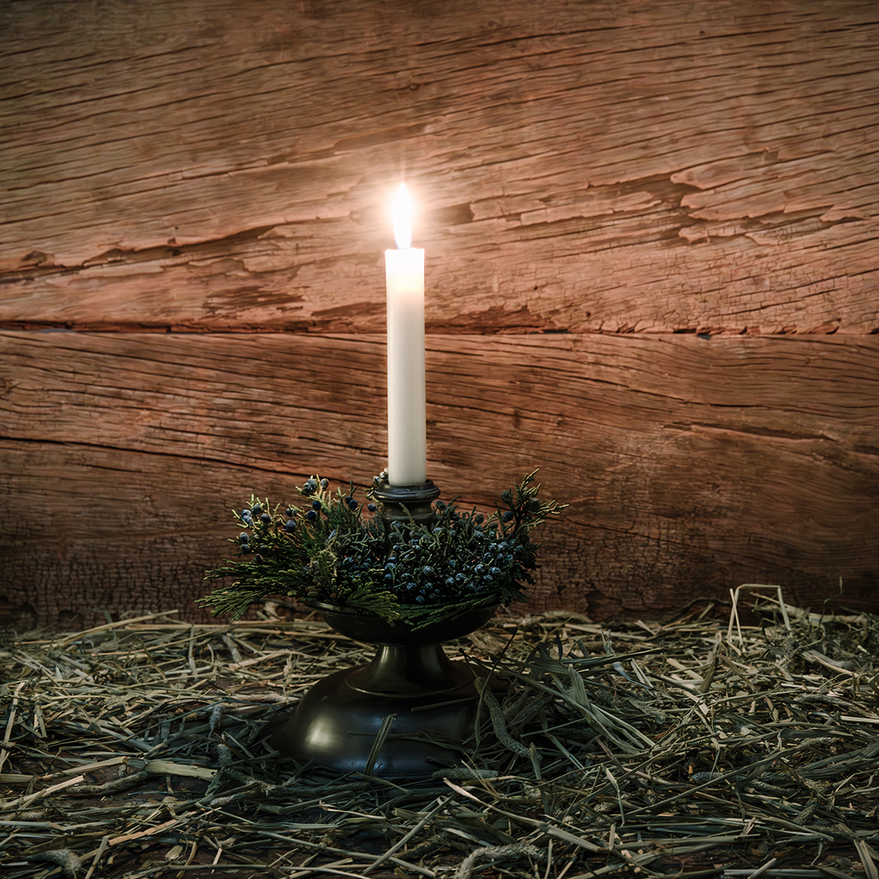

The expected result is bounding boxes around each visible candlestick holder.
[268,478,496,778]
[201,471,562,777]
[268,599,494,777]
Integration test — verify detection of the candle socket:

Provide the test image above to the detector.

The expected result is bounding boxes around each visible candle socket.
[371,476,441,529]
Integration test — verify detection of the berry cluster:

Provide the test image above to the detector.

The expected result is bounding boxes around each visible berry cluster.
[201,471,562,627]
[378,502,535,607]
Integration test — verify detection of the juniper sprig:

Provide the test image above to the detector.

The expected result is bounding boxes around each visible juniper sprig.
[199,470,563,628]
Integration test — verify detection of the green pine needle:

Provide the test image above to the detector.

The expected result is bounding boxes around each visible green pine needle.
[199,471,564,628]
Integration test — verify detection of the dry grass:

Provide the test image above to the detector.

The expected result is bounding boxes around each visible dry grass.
[1,586,878,878]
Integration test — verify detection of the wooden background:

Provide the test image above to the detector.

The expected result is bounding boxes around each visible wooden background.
[1,0,877,628]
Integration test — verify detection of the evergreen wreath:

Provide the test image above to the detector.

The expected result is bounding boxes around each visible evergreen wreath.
[199,470,563,629]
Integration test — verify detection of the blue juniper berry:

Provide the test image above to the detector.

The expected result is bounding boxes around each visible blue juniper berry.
[202,471,562,627]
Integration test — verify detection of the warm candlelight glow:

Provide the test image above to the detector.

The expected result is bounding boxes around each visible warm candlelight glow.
[385,183,427,486]
[392,183,413,249]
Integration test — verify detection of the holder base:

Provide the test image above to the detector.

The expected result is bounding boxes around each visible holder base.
[269,659,481,777]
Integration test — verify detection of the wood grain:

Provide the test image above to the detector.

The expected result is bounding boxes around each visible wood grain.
[2,331,876,625]
[1,0,877,624]
[1,0,877,335]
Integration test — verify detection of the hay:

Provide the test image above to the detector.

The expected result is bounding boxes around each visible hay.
[1,587,878,878]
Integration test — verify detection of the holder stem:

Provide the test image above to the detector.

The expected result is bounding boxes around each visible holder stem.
[347,642,473,697]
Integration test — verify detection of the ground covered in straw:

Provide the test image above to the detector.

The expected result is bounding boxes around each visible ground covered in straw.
[1,587,878,879]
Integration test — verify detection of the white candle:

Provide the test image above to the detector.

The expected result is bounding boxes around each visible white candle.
[385,183,427,485]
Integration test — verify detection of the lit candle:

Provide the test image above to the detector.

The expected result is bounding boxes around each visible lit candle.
[385,183,427,485]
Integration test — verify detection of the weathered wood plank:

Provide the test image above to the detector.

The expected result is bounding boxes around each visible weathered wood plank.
[2,331,876,626]
[1,0,877,334]
[2,0,877,626]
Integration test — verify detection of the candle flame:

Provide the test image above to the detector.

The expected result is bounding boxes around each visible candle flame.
[392,183,413,250]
